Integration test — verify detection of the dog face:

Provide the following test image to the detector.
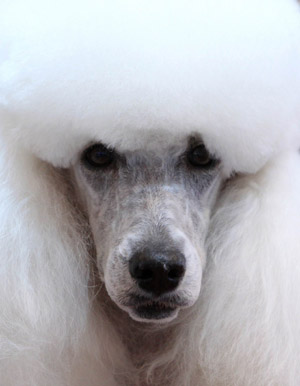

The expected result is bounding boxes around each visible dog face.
[71,135,224,323]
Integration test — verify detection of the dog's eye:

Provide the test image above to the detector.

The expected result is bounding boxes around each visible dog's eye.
[82,144,114,168]
[187,144,213,167]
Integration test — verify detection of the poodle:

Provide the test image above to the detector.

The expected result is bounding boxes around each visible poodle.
[0,0,300,385]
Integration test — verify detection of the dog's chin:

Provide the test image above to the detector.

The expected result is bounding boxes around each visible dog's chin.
[127,303,180,324]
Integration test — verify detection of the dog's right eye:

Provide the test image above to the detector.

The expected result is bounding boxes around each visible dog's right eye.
[82,144,114,168]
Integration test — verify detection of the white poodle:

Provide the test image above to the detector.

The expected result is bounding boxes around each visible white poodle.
[0,1,300,385]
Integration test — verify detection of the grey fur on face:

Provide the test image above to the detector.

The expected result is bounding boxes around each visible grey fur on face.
[71,135,224,323]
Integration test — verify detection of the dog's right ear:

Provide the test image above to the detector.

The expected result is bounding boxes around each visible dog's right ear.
[0,137,91,369]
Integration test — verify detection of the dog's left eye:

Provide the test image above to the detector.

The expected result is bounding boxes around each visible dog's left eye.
[187,144,213,167]
[82,144,114,168]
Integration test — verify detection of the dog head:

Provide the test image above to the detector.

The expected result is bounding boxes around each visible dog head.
[71,134,224,323]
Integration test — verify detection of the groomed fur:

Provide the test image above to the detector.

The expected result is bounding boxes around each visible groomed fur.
[1,0,300,172]
[0,1,300,385]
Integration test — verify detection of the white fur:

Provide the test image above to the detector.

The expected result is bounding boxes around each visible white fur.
[1,0,300,173]
[0,0,300,385]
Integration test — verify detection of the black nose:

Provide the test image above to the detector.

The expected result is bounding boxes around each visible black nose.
[129,249,186,296]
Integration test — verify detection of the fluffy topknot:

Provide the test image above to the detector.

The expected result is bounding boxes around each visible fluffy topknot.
[0,0,300,173]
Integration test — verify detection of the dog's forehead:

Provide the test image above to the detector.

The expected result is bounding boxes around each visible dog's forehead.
[107,130,193,154]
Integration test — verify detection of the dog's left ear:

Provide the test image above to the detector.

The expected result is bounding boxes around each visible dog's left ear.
[0,132,136,386]
[195,150,300,385]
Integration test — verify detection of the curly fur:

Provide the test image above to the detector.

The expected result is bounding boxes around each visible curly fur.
[0,1,300,385]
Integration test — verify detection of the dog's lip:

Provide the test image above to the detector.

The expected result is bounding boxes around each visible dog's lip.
[118,294,189,322]
[122,293,189,309]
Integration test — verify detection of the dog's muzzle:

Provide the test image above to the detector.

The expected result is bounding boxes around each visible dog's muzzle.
[127,248,186,322]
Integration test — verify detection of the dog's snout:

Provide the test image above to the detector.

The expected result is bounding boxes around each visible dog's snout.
[129,249,186,296]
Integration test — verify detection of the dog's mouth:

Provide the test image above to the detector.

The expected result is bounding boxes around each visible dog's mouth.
[121,294,188,323]
[133,301,178,321]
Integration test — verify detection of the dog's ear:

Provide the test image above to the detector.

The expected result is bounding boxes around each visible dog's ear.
[0,140,90,361]
[196,151,300,384]
[0,134,135,386]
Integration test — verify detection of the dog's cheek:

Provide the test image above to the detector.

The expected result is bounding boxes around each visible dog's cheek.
[179,236,205,302]
[183,255,203,303]
[104,253,132,303]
